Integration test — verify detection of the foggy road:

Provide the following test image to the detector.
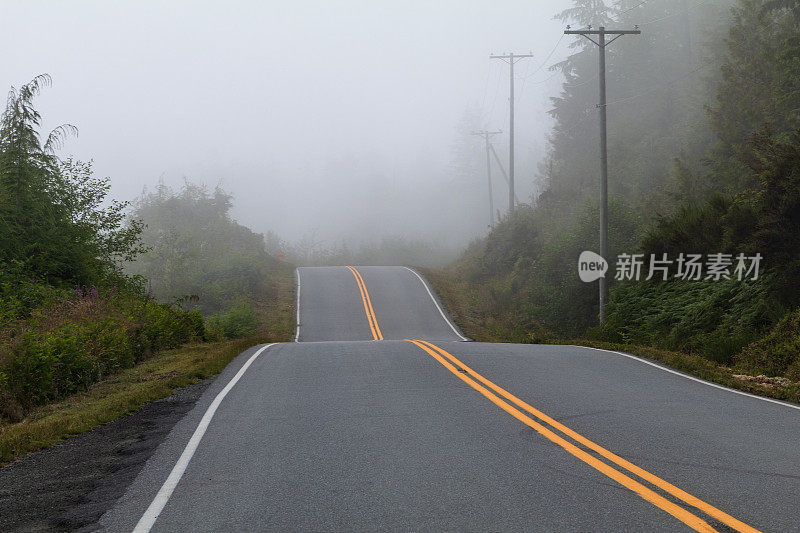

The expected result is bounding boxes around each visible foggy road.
[101,266,799,532]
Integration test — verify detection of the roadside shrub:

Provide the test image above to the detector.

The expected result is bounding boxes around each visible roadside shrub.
[83,317,135,372]
[0,288,205,422]
[736,308,800,378]
[8,326,96,408]
[451,200,642,339]
[591,276,781,364]
[206,301,258,339]
[126,183,278,315]
[0,266,63,328]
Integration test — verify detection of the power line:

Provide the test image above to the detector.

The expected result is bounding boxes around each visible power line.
[479,65,492,114]
[617,0,650,17]
[482,65,504,122]
[562,73,598,88]
[526,69,564,86]
[520,35,565,81]
[639,10,684,26]
[518,34,566,98]
[488,143,521,206]
[605,63,706,106]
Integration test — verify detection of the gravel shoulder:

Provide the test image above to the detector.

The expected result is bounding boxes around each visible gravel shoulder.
[0,378,212,532]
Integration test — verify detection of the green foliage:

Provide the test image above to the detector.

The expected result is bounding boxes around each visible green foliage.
[642,129,800,305]
[0,290,203,421]
[448,200,641,339]
[127,182,279,314]
[587,128,800,366]
[0,76,145,287]
[546,0,733,214]
[0,264,62,327]
[206,301,258,340]
[736,308,800,379]
[443,0,800,381]
[590,277,780,364]
[0,76,212,423]
[708,0,800,191]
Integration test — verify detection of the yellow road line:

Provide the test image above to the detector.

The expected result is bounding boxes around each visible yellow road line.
[414,340,760,533]
[407,340,754,533]
[347,266,383,341]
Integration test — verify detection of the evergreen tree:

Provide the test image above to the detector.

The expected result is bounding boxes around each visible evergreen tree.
[0,75,144,285]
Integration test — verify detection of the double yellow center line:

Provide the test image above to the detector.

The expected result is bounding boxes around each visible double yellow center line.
[407,339,760,533]
[346,266,383,341]
[343,270,757,531]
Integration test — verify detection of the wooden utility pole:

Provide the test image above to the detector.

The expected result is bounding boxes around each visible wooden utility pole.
[564,26,640,323]
[490,52,533,214]
[488,143,520,206]
[472,130,503,228]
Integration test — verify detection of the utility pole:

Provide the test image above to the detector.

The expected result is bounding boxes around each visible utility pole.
[564,25,640,323]
[490,52,533,214]
[488,143,521,206]
[472,130,503,228]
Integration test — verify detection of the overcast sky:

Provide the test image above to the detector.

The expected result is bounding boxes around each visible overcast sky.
[0,0,574,248]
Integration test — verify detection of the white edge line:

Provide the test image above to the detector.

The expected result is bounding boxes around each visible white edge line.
[403,266,469,341]
[571,344,800,412]
[132,343,277,533]
[294,268,301,342]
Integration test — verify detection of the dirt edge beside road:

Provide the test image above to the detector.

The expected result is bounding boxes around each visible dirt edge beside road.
[0,377,213,532]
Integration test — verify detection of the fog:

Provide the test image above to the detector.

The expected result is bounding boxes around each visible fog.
[0,0,573,250]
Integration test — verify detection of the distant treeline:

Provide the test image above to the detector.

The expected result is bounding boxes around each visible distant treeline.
[270,232,459,269]
[125,182,294,339]
[444,0,800,381]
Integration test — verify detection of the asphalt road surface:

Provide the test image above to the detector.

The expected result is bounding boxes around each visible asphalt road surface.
[101,266,800,532]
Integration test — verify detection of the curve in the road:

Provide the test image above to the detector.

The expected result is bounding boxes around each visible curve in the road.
[295,266,467,342]
[345,266,383,341]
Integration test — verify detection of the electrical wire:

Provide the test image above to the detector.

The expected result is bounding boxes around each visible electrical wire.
[481,64,504,122]
[638,10,684,26]
[520,34,565,81]
[604,63,707,107]
[617,0,650,18]
[518,34,567,97]
[562,73,598,88]
[554,106,595,136]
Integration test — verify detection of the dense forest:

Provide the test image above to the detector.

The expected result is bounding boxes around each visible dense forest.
[441,0,800,383]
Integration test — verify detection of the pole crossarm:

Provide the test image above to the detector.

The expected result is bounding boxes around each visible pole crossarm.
[489,53,534,64]
[565,28,641,48]
[564,30,641,35]
[471,130,503,139]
